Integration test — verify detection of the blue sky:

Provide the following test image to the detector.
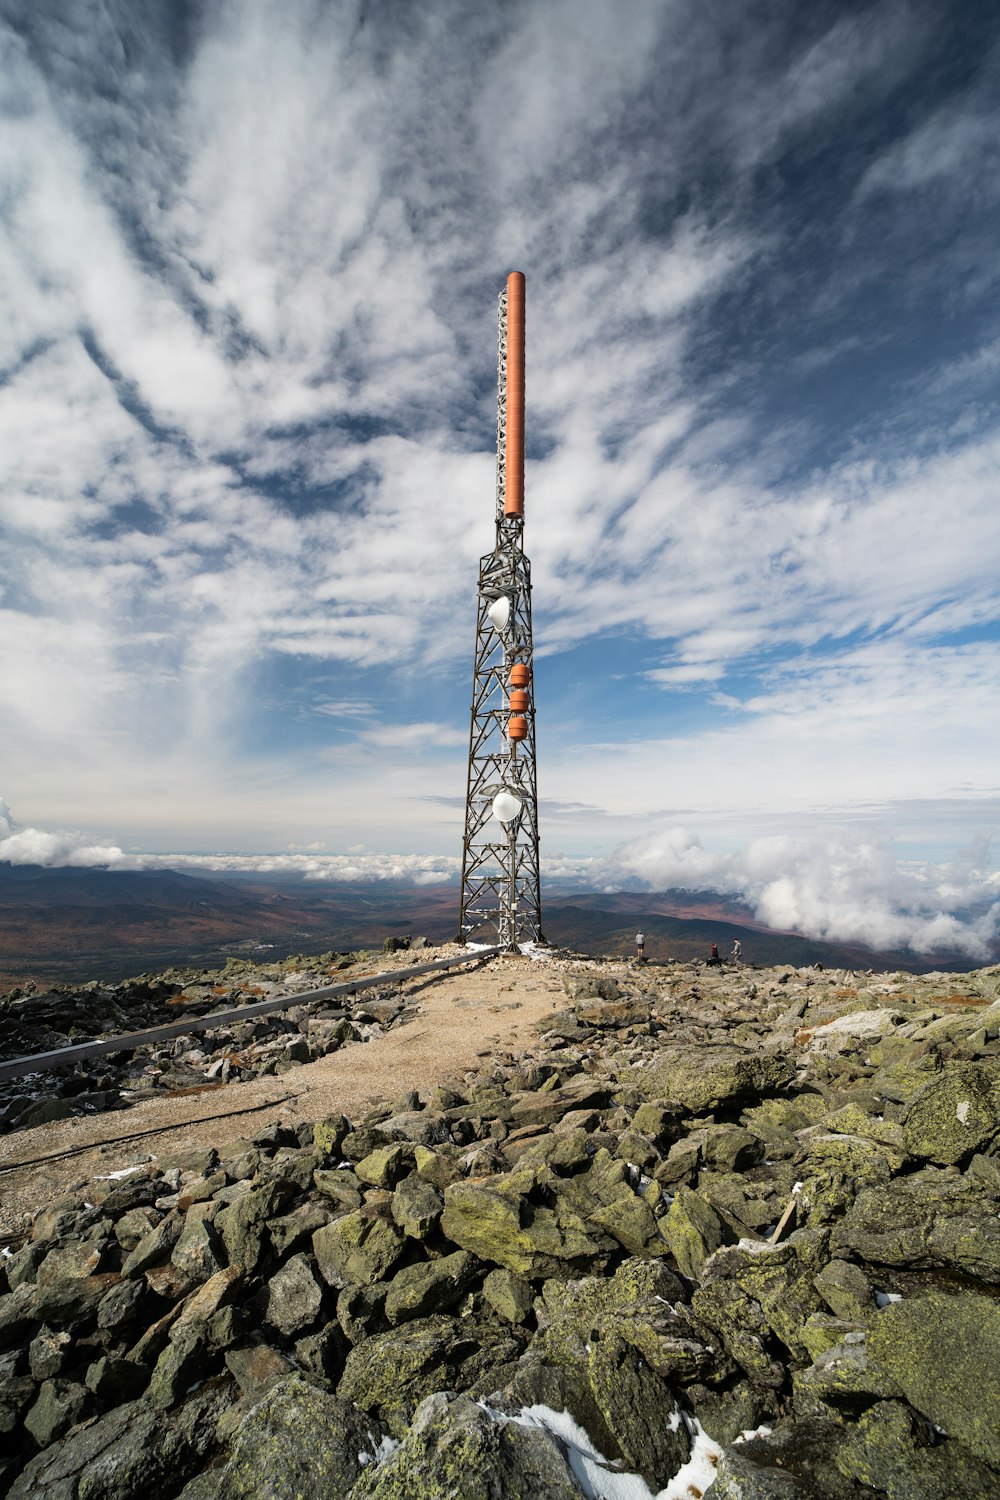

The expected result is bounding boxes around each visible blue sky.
[2,0,1000,955]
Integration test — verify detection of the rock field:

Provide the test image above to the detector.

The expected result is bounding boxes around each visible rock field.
[2,950,1000,1498]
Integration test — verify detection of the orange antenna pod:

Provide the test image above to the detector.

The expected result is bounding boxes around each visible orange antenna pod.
[507,715,528,741]
[504,272,525,518]
[509,663,530,688]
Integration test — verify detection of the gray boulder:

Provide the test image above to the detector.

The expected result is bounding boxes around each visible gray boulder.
[181,1373,383,1498]
[350,1390,582,1499]
[866,1291,1000,1470]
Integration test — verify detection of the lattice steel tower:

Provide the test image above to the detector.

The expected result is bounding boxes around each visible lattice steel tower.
[457,272,544,950]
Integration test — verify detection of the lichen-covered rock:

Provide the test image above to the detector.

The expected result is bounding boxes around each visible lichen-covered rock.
[184,1374,383,1498]
[120,1214,182,1278]
[383,1250,479,1323]
[350,1390,581,1499]
[172,1264,242,1335]
[441,1167,614,1279]
[707,1448,814,1496]
[820,1101,905,1150]
[268,1201,331,1258]
[792,1337,902,1422]
[865,1291,1000,1470]
[833,1398,1000,1500]
[23,1377,91,1447]
[171,1212,225,1281]
[830,1166,1000,1280]
[390,1174,443,1240]
[710,1429,841,1497]
[585,1331,691,1486]
[530,1257,709,1469]
[312,1113,350,1161]
[662,1186,728,1280]
[812,1259,873,1322]
[354,1143,412,1189]
[900,1063,1000,1164]
[9,1382,233,1500]
[312,1208,406,1287]
[28,1325,73,1379]
[639,1046,795,1113]
[410,1144,461,1190]
[260,1252,324,1336]
[589,1190,667,1259]
[742,1094,828,1151]
[338,1314,522,1436]
[799,1314,868,1363]
[692,1230,829,1382]
[225,1343,298,1403]
[574,996,650,1028]
[216,1180,294,1273]
[148,1322,207,1408]
[809,1009,906,1053]
[482,1268,534,1325]
[795,1132,906,1227]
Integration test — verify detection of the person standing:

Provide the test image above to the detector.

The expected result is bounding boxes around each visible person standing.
[635,931,645,960]
[732,939,742,963]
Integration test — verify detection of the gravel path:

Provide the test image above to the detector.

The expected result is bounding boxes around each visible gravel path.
[0,952,571,1236]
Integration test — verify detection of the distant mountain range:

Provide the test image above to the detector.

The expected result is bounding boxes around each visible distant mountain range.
[0,863,992,988]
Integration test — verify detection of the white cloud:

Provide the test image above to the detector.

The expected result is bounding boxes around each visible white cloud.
[0,797,134,869]
[3,789,996,960]
[603,825,1000,960]
[1,1,998,919]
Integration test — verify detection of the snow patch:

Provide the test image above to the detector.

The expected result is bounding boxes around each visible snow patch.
[875,1290,903,1308]
[504,1403,724,1500]
[95,1165,143,1181]
[357,1434,399,1467]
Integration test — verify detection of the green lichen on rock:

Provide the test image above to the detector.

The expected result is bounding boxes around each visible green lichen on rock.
[338,1314,522,1436]
[481,1268,534,1325]
[312,1112,350,1160]
[796,1132,906,1227]
[354,1143,412,1189]
[833,1398,1000,1500]
[900,1063,1000,1164]
[866,1291,1000,1470]
[383,1249,478,1323]
[638,1046,795,1113]
[792,1338,902,1422]
[195,1373,383,1498]
[692,1229,829,1380]
[390,1175,443,1240]
[350,1391,580,1499]
[661,1186,727,1280]
[585,1331,691,1486]
[312,1208,406,1287]
[812,1258,873,1322]
[831,1166,1000,1281]
[742,1094,828,1151]
[589,1190,668,1259]
[441,1166,614,1279]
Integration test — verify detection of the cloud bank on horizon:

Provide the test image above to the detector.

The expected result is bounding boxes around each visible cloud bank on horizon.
[3,798,997,960]
[2,1,1000,941]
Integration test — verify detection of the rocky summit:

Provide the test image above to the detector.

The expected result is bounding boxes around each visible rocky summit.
[3,951,1000,1498]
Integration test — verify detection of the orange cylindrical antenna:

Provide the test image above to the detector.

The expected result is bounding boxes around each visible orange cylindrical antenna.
[504,271,525,518]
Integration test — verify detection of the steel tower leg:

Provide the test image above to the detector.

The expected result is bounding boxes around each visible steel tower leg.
[457,276,544,951]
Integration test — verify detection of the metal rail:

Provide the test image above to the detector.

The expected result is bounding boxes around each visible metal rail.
[0,947,502,1085]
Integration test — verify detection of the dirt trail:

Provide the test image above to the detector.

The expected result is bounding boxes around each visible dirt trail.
[0,954,570,1236]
